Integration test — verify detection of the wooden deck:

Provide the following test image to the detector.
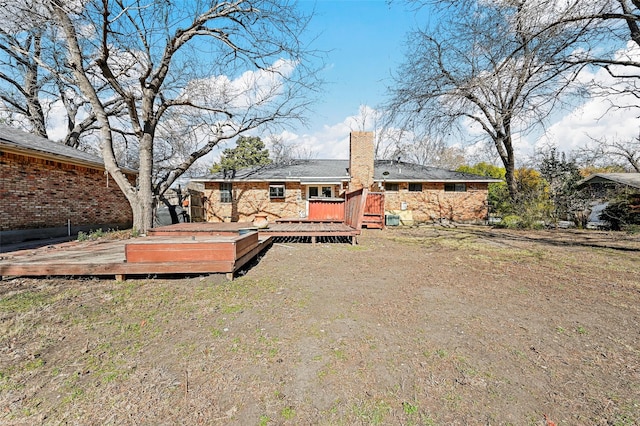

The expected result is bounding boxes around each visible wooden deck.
[0,221,360,281]
[148,221,360,244]
[0,232,272,281]
[262,222,359,243]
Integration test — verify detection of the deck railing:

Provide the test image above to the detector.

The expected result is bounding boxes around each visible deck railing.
[308,198,345,221]
[344,188,368,230]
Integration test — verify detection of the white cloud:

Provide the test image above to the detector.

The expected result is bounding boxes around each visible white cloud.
[538,99,638,152]
[537,42,640,154]
[267,105,383,159]
[184,58,297,111]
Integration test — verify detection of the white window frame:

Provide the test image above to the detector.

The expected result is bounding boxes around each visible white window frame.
[269,183,285,199]
[220,182,233,203]
[307,185,333,199]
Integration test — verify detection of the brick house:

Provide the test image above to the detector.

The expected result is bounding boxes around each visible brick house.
[0,126,136,244]
[191,132,500,225]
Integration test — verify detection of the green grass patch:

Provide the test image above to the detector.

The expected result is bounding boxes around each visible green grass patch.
[351,399,391,424]
[0,291,49,313]
[24,358,45,371]
[281,406,295,420]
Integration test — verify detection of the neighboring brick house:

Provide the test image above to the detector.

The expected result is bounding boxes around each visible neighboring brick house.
[192,132,500,225]
[0,126,136,244]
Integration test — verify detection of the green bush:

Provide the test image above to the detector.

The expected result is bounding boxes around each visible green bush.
[498,215,523,229]
[76,228,105,241]
[624,224,640,234]
[497,214,545,230]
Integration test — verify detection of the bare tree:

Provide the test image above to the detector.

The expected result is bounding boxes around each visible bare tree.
[0,4,125,148]
[375,127,465,169]
[268,134,294,164]
[429,1,640,114]
[386,1,590,200]
[579,134,640,172]
[0,26,48,138]
[43,0,320,233]
[268,134,316,164]
[373,126,404,160]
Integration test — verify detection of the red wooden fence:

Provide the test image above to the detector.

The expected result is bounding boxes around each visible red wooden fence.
[364,192,384,215]
[308,198,345,221]
[301,189,382,230]
[362,192,385,228]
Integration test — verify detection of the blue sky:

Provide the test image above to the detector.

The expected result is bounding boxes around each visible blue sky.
[297,0,423,127]
[34,0,637,166]
[248,0,433,160]
[250,0,639,164]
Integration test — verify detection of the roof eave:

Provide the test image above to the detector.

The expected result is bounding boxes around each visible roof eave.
[577,173,640,189]
[374,178,502,183]
[1,143,138,175]
[194,176,351,183]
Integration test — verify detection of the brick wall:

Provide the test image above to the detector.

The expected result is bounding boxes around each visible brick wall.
[383,182,490,223]
[0,151,134,231]
[348,132,375,191]
[204,181,306,222]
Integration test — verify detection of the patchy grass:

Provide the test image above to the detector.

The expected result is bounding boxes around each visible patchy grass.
[0,227,638,424]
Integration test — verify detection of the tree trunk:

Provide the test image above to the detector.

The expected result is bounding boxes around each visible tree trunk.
[52,2,145,233]
[504,161,517,201]
[493,131,518,202]
[138,132,155,233]
[25,33,47,139]
[130,197,145,234]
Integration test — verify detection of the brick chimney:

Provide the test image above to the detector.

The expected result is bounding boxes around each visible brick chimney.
[348,131,374,191]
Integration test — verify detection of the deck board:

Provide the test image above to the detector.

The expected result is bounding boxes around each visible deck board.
[1,235,272,280]
[0,221,359,280]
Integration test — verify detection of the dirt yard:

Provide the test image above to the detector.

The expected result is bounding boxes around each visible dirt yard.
[1,226,639,425]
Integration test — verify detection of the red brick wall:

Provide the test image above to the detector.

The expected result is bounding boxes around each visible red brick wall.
[200,180,490,224]
[0,151,134,231]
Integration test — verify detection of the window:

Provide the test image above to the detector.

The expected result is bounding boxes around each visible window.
[220,182,232,203]
[444,183,467,192]
[308,186,333,198]
[269,183,285,199]
[384,182,399,191]
[408,183,422,192]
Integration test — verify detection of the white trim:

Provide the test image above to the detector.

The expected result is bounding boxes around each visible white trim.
[306,185,334,199]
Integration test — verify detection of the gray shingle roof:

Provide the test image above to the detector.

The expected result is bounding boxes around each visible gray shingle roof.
[577,173,640,189]
[0,125,105,168]
[193,159,501,183]
[194,159,351,182]
[373,160,501,182]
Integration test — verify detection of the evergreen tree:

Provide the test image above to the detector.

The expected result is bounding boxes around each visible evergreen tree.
[539,148,585,222]
[212,136,272,173]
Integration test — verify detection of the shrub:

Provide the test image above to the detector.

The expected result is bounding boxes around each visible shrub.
[498,215,523,229]
[602,194,640,231]
[624,224,640,234]
[76,228,105,241]
[497,214,545,230]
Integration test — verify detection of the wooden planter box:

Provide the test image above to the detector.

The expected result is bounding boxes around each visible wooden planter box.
[125,232,259,263]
